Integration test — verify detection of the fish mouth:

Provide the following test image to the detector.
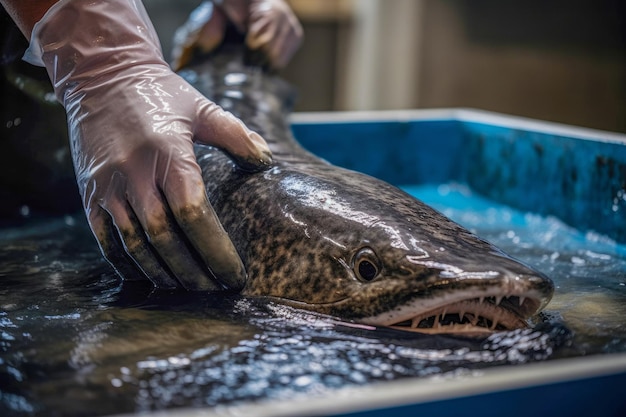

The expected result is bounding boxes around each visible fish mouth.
[368,293,543,336]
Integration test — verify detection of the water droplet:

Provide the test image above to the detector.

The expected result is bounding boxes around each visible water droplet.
[19,205,30,217]
[293,375,312,387]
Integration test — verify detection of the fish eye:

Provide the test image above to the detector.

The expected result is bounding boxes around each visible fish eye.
[353,247,381,282]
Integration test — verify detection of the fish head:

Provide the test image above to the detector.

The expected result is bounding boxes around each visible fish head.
[334,233,555,336]
[243,166,554,335]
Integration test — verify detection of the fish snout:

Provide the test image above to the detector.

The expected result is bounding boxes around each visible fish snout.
[405,251,554,304]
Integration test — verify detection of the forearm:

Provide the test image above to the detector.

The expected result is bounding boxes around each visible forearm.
[1,0,60,38]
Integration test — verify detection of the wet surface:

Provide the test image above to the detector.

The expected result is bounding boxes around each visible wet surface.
[1,183,624,416]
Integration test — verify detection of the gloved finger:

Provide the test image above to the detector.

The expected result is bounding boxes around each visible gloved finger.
[252,19,289,69]
[246,13,275,51]
[87,204,145,281]
[95,172,182,288]
[157,153,248,291]
[194,98,272,172]
[245,0,303,69]
[91,198,180,289]
[216,0,249,33]
[171,2,228,71]
[194,7,228,54]
[246,20,300,69]
[269,20,302,69]
[126,179,226,291]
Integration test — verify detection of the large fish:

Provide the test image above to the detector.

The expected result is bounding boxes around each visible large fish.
[180,42,554,335]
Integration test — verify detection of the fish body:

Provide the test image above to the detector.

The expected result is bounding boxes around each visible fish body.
[180,45,554,335]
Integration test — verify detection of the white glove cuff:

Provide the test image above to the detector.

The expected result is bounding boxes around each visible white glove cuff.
[22,0,71,66]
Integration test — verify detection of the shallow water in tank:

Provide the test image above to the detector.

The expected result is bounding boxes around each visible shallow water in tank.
[0,183,624,416]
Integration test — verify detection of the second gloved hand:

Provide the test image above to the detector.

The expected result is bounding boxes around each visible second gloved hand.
[172,0,303,71]
[24,0,272,290]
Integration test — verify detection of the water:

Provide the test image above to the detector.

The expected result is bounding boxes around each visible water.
[0,183,624,416]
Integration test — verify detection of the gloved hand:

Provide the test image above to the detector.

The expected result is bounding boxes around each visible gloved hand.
[172,0,303,71]
[23,0,273,291]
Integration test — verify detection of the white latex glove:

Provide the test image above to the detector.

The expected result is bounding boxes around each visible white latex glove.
[23,0,273,291]
[172,0,303,71]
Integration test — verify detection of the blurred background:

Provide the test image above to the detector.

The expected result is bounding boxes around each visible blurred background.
[146,0,626,133]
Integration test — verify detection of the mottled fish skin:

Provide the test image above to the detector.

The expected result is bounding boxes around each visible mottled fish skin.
[180,45,554,333]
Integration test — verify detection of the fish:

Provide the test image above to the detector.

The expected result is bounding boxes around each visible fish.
[179,41,554,336]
